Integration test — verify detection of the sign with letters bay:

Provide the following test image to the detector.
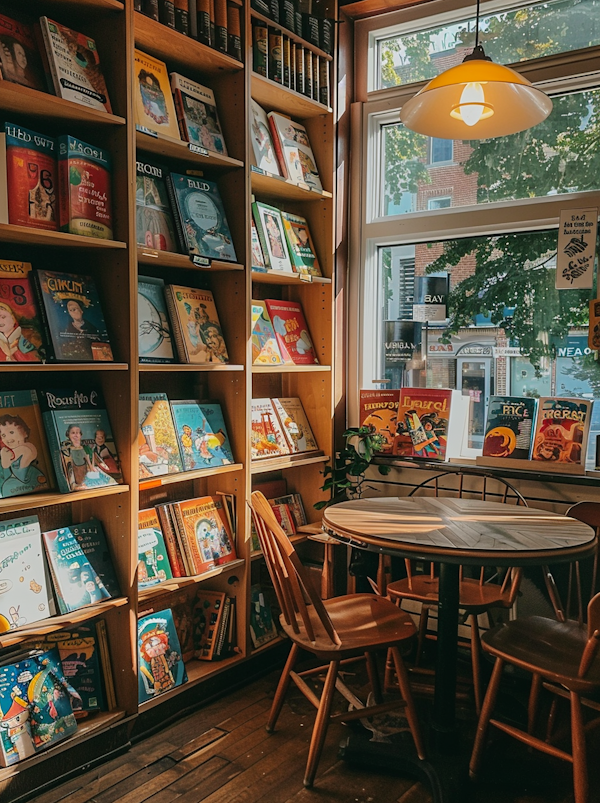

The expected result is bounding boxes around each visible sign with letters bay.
[556,208,598,290]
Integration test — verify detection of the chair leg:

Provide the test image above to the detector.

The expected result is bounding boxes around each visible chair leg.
[546,697,559,743]
[528,673,542,736]
[571,691,588,803]
[383,648,395,692]
[469,657,505,780]
[304,659,339,788]
[390,646,426,760]
[469,614,482,715]
[267,643,299,733]
[415,605,430,668]
[365,651,383,705]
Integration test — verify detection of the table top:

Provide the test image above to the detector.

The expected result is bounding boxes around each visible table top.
[322,497,597,566]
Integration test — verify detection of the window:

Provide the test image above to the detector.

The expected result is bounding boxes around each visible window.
[429,138,452,165]
[428,196,452,210]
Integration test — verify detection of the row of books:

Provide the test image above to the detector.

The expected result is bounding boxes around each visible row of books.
[250,0,334,55]
[251,397,318,459]
[251,201,321,277]
[250,491,308,550]
[250,299,318,365]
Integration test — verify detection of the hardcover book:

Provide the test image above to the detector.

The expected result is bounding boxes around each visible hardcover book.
[398,388,454,460]
[36,269,113,362]
[137,608,188,703]
[272,397,318,453]
[250,99,281,175]
[272,493,307,529]
[138,393,183,477]
[531,397,592,466]
[170,400,233,470]
[138,276,175,363]
[0,13,45,90]
[251,300,283,365]
[267,111,322,191]
[199,403,235,464]
[171,495,236,576]
[170,73,227,154]
[249,584,278,648]
[0,389,53,498]
[69,519,120,598]
[133,49,180,139]
[193,589,227,660]
[269,502,296,536]
[263,299,319,365]
[136,160,178,252]
[281,212,321,277]
[39,387,122,493]
[359,390,400,455]
[164,285,228,364]
[250,221,266,271]
[252,202,293,273]
[482,396,537,460]
[57,135,113,239]
[138,508,173,588]
[39,18,112,113]
[0,261,45,362]
[251,398,290,460]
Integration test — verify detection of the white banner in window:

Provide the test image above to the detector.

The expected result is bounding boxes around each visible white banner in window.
[412,303,446,322]
[555,208,598,289]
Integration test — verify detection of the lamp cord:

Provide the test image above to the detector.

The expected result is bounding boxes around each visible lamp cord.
[475,0,481,48]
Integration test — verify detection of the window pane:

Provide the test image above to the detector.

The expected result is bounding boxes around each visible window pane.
[379,88,600,217]
[378,0,600,89]
[430,138,452,164]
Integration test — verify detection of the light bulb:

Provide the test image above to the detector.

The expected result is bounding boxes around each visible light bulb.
[459,82,485,126]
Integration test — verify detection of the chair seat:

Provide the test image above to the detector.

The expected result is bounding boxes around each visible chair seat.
[388,576,512,611]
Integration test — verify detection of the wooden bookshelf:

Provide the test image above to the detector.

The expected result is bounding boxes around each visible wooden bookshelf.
[249,8,333,61]
[0,83,126,127]
[137,247,244,272]
[0,224,127,249]
[139,363,244,372]
[251,270,332,285]
[251,364,331,373]
[138,558,246,601]
[251,73,332,118]
[136,129,244,171]
[251,169,333,202]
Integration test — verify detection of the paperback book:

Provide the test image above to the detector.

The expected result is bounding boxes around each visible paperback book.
[531,397,592,466]
[398,388,454,460]
[136,160,178,252]
[134,49,180,139]
[137,508,173,588]
[281,212,321,277]
[249,584,278,648]
[138,392,183,477]
[58,135,113,239]
[171,496,236,576]
[359,389,400,455]
[252,202,293,273]
[272,397,318,453]
[199,403,235,464]
[69,519,120,598]
[193,590,228,660]
[170,400,233,470]
[251,300,282,365]
[250,99,281,175]
[267,111,322,191]
[164,285,228,364]
[482,396,537,460]
[138,608,188,703]
[0,389,53,497]
[138,276,175,363]
[251,398,290,460]
[0,13,45,90]
[171,73,227,154]
[264,299,318,365]
[0,261,45,362]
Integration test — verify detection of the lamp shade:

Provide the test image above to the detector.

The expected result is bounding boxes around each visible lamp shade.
[399,58,553,140]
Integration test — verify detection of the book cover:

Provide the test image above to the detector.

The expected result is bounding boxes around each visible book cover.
[137,608,187,703]
[252,202,293,273]
[0,122,57,229]
[269,502,296,536]
[263,299,318,365]
[167,173,237,262]
[170,400,232,470]
[251,398,290,459]
[250,99,281,175]
[164,284,228,364]
[138,276,175,364]
[272,493,307,529]
[36,269,113,362]
[0,389,53,498]
[43,525,112,614]
[170,73,227,154]
[267,111,322,191]
[198,403,235,464]
[172,496,236,576]
[251,300,282,365]
[39,18,112,113]
[0,261,45,362]
[482,396,537,460]
[281,212,321,277]
[136,160,179,253]
[39,387,122,494]
[272,397,318,453]
[250,221,266,271]
[57,135,113,240]
[133,49,180,139]
[139,393,183,478]
[0,13,45,90]
[359,390,400,455]
[137,508,173,588]
[169,589,195,662]
[193,589,227,660]
[249,584,278,648]
[398,388,454,460]
[531,397,592,466]
[69,519,120,598]
[0,515,51,632]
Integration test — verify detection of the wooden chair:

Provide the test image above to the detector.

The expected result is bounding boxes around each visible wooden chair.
[249,491,426,787]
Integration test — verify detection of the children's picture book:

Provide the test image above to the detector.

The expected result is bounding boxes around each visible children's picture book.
[39,18,112,113]
[199,403,235,464]
[482,396,537,460]
[193,589,227,660]
[267,111,322,191]
[136,160,178,252]
[36,269,113,362]
[138,393,183,478]
[398,388,454,460]
[272,398,318,453]
[531,397,592,466]
[359,390,400,455]
[138,276,175,363]
[0,389,53,498]
[57,136,112,240]
[170,400,233,471]
[0,261,45,362]
[251,398,290,460]
[0,122,57,229]
[0,13,45,90]
[69,519,120,598]
[164,285,228,364]
[271,493,307,529]
[251,300,282,365]
[167,173,237,262]
[281,212,321,277]
[0,515,51,632]
[137,608,188,703]
[252,202,293,273]
[133,49,180,139]
[39,387,122,493]
[250,99,281,175]
[250,221,266,271]
[249,584,278,648]
[171,73,227,154]
[264,299,319,365]
[43,525,112,613]
[138,508,173,588]
[171,496,237,576]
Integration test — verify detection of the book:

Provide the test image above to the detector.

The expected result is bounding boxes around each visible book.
[170,73,227,154]
[0,13,45,90]
[398,388,454,460]
[0,261,45,362]
[193,589,227,660]
[0,122,57,229]
[249,584,278,648]
[251,300,283,365]
[170,400,233,470]
[251,398,290,459]
[281,212,321,277]
[264,299,319,365]
[250,100,281,175]
[170,589,195,662]
[138,508,173,588]
[69,519,120,598]
[39,18,112,113]
[164,285,228,364]
[216,491,236,538]
[267,111,322,191]
[94,619,115,710]
[43,525,112,614]
[136,160,179,253]
[272,493,307,529]
[39,387,122,494]
[359,390,400,455]
[272,398,319,453]
[57,135,113,240]
[214,596,232,656]
[199,403,235,464]
[531,397,592,466]
[482,396,537,460]
[167,173,237,262]
[171,496,237,576]
[138,276,175,363]
[133,49,180,140]
[0,389,53,498]
[250,221,266,271]
[0,515,52,632]
[139,393,183,478]
[137,608,188,703]
[252,202,293,273]
[269,502,296,536]
[155,503,185,578]
[36,269,113,362]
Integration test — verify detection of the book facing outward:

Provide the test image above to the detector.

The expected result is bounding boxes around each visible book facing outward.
[69,519,120,599]
[250,99,281,175]
[252,202,293,273]
[0,13,46,90]
[137,608,187,703]
[170,495,237,576]
[251,398,290,460]
[171,73,227,154]
[264,299,318,365]
[249,584,278,648]
[272,398,318,453]
[359,390,400,455]
[0,261,45,362]
[170,400,234,471]
[138,393,183,478]
[0,389,53,498]
[137,508,173,588]
[531,397,592,468]
[267,111,322,191]
[136,160,179,253]
[138,276,175,364]
[251,300,282,365]
[482,396,537,460]
[398,388,454,461]
[134,49,180,140]
[58,136,113,240]
[164,285,228,364]
[281,212,321,277]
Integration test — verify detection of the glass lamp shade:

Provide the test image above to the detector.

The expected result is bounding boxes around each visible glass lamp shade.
[399,58,553,140]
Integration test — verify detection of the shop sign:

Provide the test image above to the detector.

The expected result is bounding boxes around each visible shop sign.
[492,346,522,358]
[457,345,493,357]
[384,321,420,363]
[556,208,598,289]
[427,341,456,356]
[551,334,592,358]
[412,275,448,322]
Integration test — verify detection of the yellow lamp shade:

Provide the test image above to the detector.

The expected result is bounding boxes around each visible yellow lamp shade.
[400,58,553,140]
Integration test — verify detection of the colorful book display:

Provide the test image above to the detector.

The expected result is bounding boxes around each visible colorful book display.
[57,136,113,240]
[171,73,227,154]
[138,393,183,477]
[264,299,318,365]
[138,276,175,363]
[281,212,321,276]
[272,398,318,453]
[531,397,592,469]
[249,584,278,648]
[137,608,187,703]
[138,508,173,588]
[0,13,45,90]
[0,389,53,498]
[0,261,45,362]
[250,99,281,175]
[267,111,322,191]
[171,496,236,575]
[164,285,228,364]
[136,160,178,252]
[69,519,120,598]
[170,400,233,470]
[251,300,282,365]
[482,396,537,460]
[134,49,180,139]
[251,398,290,460]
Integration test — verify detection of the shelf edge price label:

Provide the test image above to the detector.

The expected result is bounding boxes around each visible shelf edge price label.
[191,254,211,267]
[188,143,209,157]
[136,125,158,138]
[299,274,312,282]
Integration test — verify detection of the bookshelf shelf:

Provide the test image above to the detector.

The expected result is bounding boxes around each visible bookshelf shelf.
[251,452,328,474]
[136,130,244,171]
[138,654,242,711]
[0,225,126,249]
[251,73,332,118]
[139,363,244,372]
[249,9,333,61]
[0,362,129,372]
[139,463,244,491]
[251,364,331,373]
[138,559,246,602]
[251,270,331,285]
[0,83,126,127]
[251,169,333,202]
[0,484,130,516]
[137,247,244,272]
[49,0,124,9]
[251,635,285,654]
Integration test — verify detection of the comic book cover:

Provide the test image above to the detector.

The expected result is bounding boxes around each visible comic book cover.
[251,300,282,365]
[281,212,321,277]
[171,73,227,154]
[0,12,45,90]
[137,608,187,703]
[482,396,537,460]
[138,276,175,363]
[271,397,318,453]
[198,403,234,464]
[164,284,228,364]
[250,100,281,175]
[0,261,45,362]
[133,49,180,139]
[249,584,278,648]
[136,160,178,252]
[263,299,318,365]
[69,519,120,598]
[138,508,174,588]
[0,389,53,497]
[359,390,400,455]
[172,495,236,576]
[252,202,293,273]
[531,397,592,466]
[267,111,322,191]
[193,589,227,660]
[57,136,112,239]
[139,393,183,478]
[398,388,454,460]
[251,398,289,460]
[170,400,232,470]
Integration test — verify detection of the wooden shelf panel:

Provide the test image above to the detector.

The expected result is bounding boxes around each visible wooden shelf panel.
[252,364,331,373]
[251,452,328,474]
[140,363,244,372]
[136,130,243,171]
[0,224,126,249]
[138,558,245,602]
[251,270,331,285]
[251,73,332,119]
[249,9,333,61]
[0,83,126,126]
[0,362,128,372]
[139,654,243,711]
[139,463,244,490]
[0,484,130,516]
[137,247,244,272]
[251,169,332,202]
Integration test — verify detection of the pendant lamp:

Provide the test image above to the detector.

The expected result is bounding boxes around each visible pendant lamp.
[399,0,553,140]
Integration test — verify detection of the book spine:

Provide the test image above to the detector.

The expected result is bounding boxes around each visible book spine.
[267,117,288,179]
[294,10,302,36]
[172,87,190,142]
[174,0,190,34]
[303,49,313,98]
[226,595,237,653]
[312,55,319,102]
[143,0,160,19]
[38,18,63,98]
[57,143,70,233]
[321,18,333,55]
[134,0,143,11]
[290,43,296,92]
[227,4,242,61]
[163,285,189,362]
[170,504,197,575]
[252,207,273,269]
[253,24,268,77]
[0,134,8,225]
[215,0,228,52]
[95,619,117,711]
[165,174,187,253]
[159,0,176,27]
[32,272,56,362]
[319,57,329,107]
[197,0,212,45]
[295,45,305,97]
[42,411,71,493]
[156,504,183,577]
[209,0,216,49]
[268,28,283,84]
[215,597,231,656]
[282,36,291,87]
